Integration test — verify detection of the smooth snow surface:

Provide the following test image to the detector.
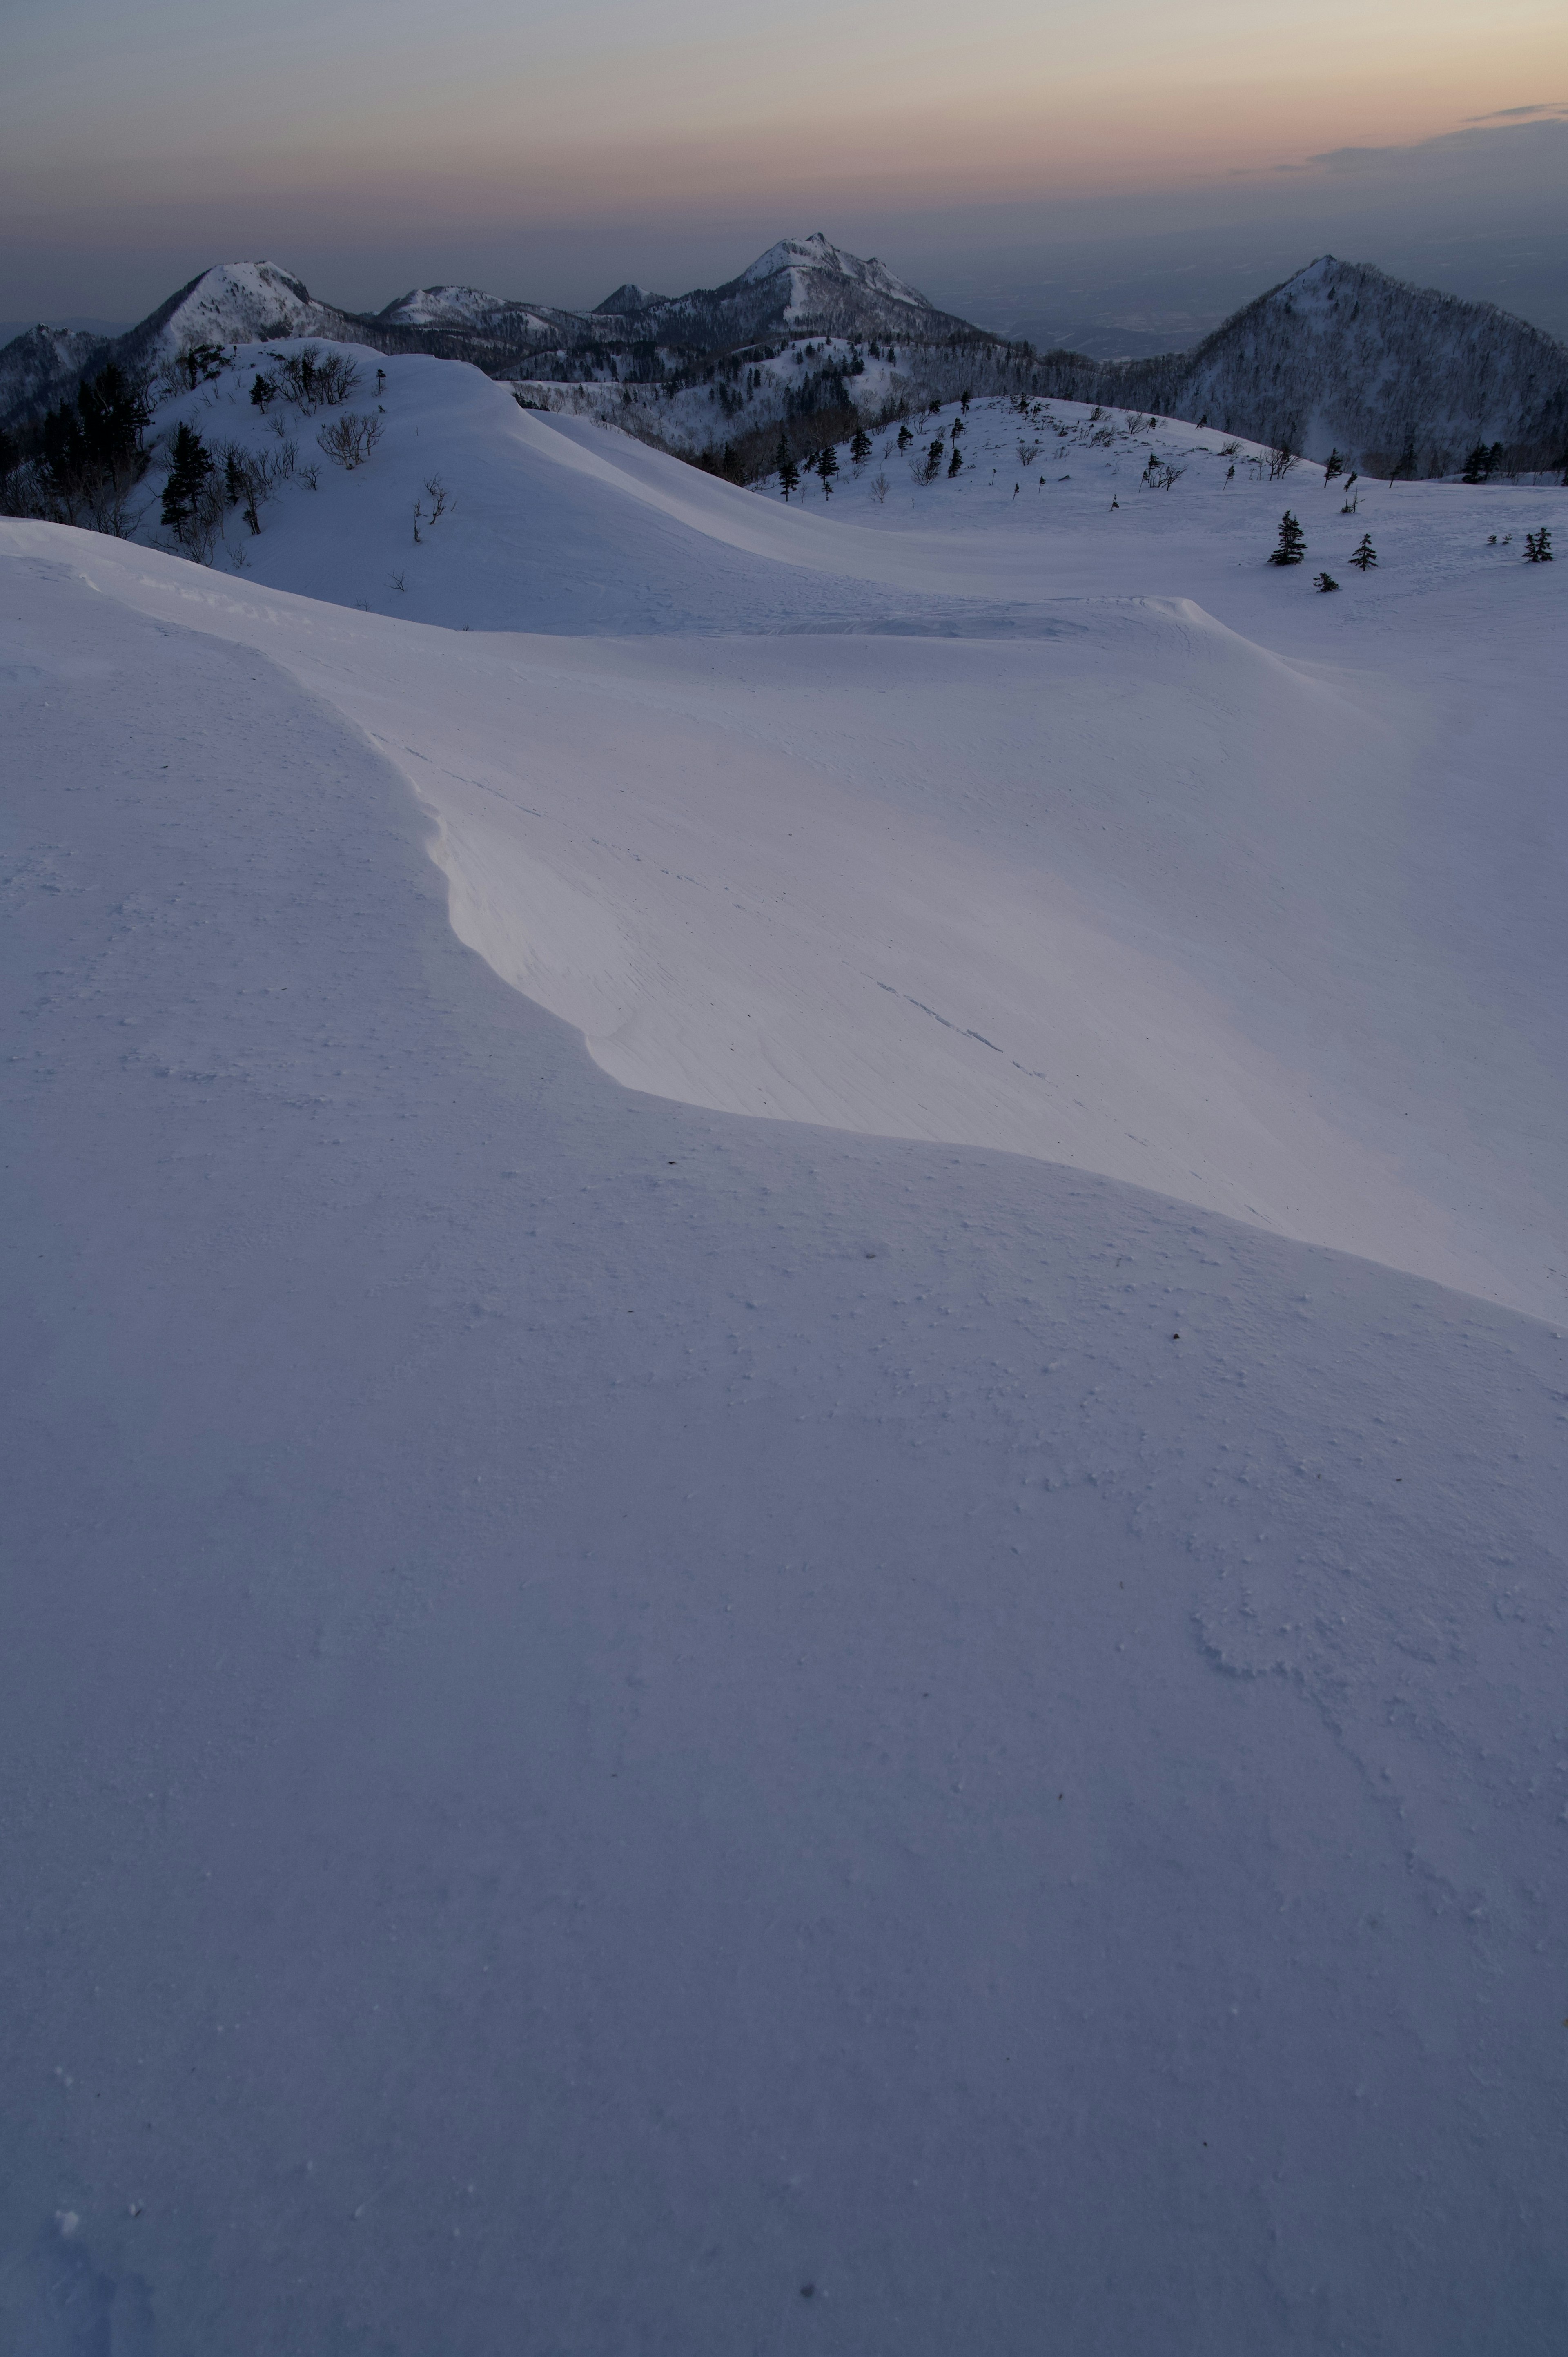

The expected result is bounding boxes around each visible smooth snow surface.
[2,344,1566,2355]
[89,347,1568,1316]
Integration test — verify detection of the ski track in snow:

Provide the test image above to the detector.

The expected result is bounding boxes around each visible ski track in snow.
[2,344,1566,2355]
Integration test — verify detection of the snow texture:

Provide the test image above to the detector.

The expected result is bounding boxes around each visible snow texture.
[2,334,1567,2355]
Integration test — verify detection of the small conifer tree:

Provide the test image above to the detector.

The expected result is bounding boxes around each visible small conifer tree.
[1324,449,1343,483]
[947,444,963,477]
[850,424,872,469]
[817,443,838,498]
[778,447,800,501]
[1313,572,1340,592]
[896,421,913,453]
[1349,533,1376,571]
[1267,510,1306,566]
[160,423,213,537]
[1525,527,1554,562]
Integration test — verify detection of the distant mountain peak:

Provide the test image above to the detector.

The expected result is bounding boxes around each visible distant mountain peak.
[379,285,508,328]
[594,284,666,315]
[739,233,931,314]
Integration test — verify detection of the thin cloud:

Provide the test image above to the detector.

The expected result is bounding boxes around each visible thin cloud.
[1465,103,1568,122]
[1308,114,1568,167]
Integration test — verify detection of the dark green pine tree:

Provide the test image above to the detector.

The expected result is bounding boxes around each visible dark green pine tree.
[850,424,872,468]
[75,364,151,476]
[1525,527,1554,562]
[896,420,913,453]
[777,444,800,501]
[1460,442,1491,484]
[1312,571,1340,592]
[1323,449,1343,482]
[947,442,963,476]
[1267,510,1306,565]
[160,422,213,537]
[817,443,839,498]
[1349,533,1377,571]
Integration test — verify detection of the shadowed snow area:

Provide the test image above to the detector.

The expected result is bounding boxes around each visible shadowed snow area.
[2,347,1566,2355]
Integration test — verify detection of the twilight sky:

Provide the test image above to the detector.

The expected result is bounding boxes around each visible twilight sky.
[3,0,1565,334]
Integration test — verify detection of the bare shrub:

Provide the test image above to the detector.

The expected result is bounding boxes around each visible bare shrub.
[156,340,231,401]
[1267,444,1298,482]
[1017,439,1040,468]
[869,472,890,504]
[317,413,383,470]
[423,473,450,519]
[270,346,361,413]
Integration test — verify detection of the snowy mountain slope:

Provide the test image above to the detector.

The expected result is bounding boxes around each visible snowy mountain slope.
[23,337,1567,1320]
[112,260,354,378]
[1178,254,1568,466]
[1042,255,1568,469]
[0,324,111,432]
[4,524,1568,2356]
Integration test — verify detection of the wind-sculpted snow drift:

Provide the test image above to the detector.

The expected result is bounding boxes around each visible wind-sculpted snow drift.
[2,342,1566,2356]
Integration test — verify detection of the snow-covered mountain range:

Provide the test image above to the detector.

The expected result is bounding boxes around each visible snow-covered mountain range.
[4,242,1566,475]
[376,234,958,350]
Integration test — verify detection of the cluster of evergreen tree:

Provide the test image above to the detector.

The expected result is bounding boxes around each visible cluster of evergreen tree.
[1524,527,1554,562]
[1461,441,1505,484]
[33,363,152,527]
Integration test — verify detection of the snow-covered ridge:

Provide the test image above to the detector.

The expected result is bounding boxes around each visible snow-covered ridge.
[42,330,1564,1313]
[377,283,510,328]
